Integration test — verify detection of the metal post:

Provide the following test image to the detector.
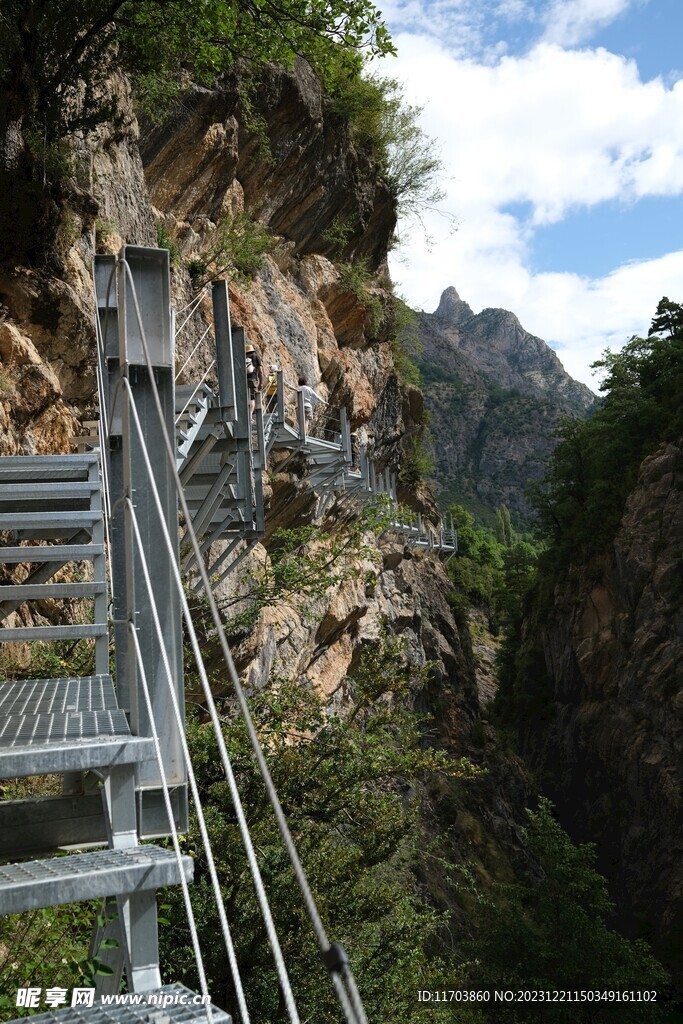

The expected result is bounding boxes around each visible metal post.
[340,408,352,465]
[114,246,187,837]
[253,392,266,536]
[297,388,307,444]
[276,370,285,424]
[212,280,236,418]
[231,325,250,441]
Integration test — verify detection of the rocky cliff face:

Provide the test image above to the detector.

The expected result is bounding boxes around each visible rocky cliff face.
[521,439,683,983]
[0,64,534,921]
[415,287,596,522]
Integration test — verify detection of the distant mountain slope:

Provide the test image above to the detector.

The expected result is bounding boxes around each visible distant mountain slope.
[414,287,596,524]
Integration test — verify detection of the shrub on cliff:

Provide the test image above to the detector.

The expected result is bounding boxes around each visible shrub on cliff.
[330,73,445,221]
[0,0,395,260]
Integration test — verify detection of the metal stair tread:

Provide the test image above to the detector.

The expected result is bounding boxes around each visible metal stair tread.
[0,582,107,601]
[0,512,101,529]
[0,544,104,563]
[0,624,108,642]
[0,846,194,915]
[0,675,118,716]
[0,733,154,779]
[3,984,231,1024]
[0,709,131,745]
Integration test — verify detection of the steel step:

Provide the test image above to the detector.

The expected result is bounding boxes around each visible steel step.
[2,984,232,1024]
[0,512,100,530]
[0,582,106,601]
[0,481,99,500]
[0,543,104,563]
[0,457,98,484]
[0,624,107,642]
[0,733,153,780]
[0,675,118,716]
[0,845,193,915]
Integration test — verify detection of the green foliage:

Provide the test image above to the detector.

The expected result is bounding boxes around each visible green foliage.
[160,631,481,1020]
[187,211,272,289]
[532,298,683,564]
[198,499,394,637]
[329,74,444,218]
[321,215,355,256]
[0,1,395,145]
[20,639,97,681]
[0,902,116,1019]
[155,221,181,267]
[464,800,669,1022]
[94,218,116,247]
[336,259,384,336]
[399,429,435,490]
[446,503,543,654]
[388,298,422,387]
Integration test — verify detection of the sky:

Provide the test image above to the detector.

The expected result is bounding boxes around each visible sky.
[377,0,683,389]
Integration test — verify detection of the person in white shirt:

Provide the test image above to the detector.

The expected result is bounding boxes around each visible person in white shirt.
[297,376,323,431]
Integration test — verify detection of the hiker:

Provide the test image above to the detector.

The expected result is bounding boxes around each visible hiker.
[297,375,323,432]
[245,342,264,415]
[265,363,279,406]
[351,422,369,470]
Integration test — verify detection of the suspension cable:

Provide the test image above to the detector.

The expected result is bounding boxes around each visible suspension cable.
[121,378,301,1024]
[125,496,251,1024]
[120,256,368,1024]
[175,324,213,382]
[175,361,216,425]
[127,620,214,1024]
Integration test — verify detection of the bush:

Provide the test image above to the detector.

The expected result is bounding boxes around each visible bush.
[186,211,272,289]
[330,73,444,219]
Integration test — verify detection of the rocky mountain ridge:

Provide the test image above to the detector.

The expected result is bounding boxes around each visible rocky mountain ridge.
[414,286,596,522]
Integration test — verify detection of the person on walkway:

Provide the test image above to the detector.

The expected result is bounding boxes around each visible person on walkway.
[245,343,264,415]
[297,375,323,432]
[265,363,279,409]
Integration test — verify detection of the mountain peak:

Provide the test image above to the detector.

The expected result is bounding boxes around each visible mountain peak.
[434,286,474,326]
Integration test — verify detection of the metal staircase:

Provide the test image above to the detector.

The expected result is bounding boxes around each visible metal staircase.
[0,253,228,1023]
[0,243,452,1024]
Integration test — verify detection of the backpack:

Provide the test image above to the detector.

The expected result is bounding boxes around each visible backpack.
[245,352,258,383]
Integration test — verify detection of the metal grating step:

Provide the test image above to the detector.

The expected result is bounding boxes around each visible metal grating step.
[0,709,131,745]
[0,733,153,780]
[2,984,231,1024]
[0,676,117,717]
[0,624,108,642]
[0,846,194,915]
[0,457,98,484]
[0,544,104,563]
[0,582,106,601]
[0,512,100,531]
[0,481,99,500]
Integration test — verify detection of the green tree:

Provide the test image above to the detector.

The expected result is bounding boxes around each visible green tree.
[532,298,683,563]
[160,634,481,1021]
[0,0,395,260]
[465,800,669,1023]
[329,74,444,221]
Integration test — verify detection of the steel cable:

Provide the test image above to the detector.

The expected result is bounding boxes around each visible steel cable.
[119,256,368,1024]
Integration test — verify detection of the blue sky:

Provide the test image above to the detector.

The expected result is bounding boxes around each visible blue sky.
[378,0,683,388]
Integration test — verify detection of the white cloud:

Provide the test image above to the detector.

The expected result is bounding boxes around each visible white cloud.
[382,32,683,388]
[542,0,640,47]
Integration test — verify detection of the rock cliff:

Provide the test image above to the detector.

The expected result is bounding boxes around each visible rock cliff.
[520,439,683,984]
[0,62,535,938]
[414,287,596,522]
